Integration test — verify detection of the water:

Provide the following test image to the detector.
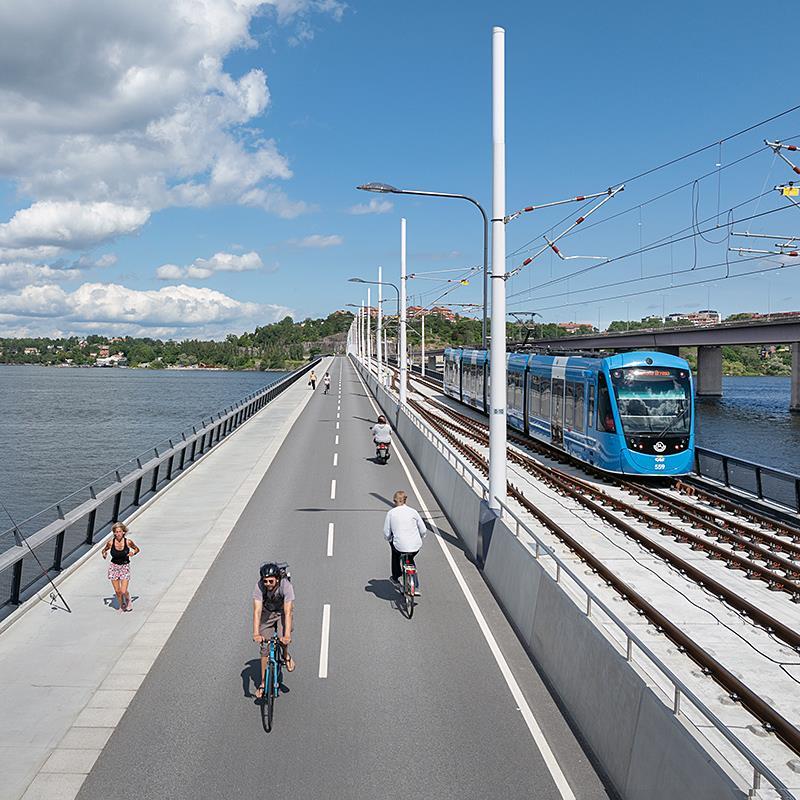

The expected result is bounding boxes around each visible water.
[0,369,796,537]
[695,377,800,473]
[0,366,288,530]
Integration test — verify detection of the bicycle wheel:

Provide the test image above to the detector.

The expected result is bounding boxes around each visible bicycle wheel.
[404,570,414,619]
[261,661,275,733]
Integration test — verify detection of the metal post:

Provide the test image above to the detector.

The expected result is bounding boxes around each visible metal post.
[421,313,426,377]
[366,287,372,370]
[488,25,507,512]
[400,217,408,406]
[377,266,383,384]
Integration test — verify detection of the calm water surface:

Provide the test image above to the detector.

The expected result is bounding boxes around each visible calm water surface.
[0,369,797,532]
[0,366,288,529]
[694,377,800,472]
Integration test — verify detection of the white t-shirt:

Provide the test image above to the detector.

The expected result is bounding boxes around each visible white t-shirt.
[372,423,392,443]
[383,504,427,552]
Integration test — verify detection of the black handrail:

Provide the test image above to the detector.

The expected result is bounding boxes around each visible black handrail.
[0,358,322,613]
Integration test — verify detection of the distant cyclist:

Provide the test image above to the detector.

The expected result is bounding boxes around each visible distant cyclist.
[323,373,331,394]
[252,563,295,699]
[383,490,427,591]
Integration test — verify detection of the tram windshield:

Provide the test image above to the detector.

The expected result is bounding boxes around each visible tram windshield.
[609,367,691,435]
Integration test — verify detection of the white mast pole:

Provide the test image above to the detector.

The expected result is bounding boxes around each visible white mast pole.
[489,26,507,512]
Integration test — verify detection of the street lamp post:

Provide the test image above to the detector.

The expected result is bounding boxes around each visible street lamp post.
[399,218,408,406]
[356,184,489,349]
[366,287,372,371]
[377,266,383,385]
[489,25,507,513]
[348,275,402,398]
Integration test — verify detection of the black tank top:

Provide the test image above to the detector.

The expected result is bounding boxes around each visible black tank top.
[110,538,130,565]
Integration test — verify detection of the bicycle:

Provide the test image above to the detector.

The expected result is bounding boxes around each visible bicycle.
[400,553,418,619]
[258,633,284,732]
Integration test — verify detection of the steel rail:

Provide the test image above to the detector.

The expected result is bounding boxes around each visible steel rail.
[407,396,800,759]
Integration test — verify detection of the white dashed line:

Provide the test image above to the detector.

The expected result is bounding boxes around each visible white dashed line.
[336,422,340,430]
[352,361,575,800]
[327,522,334,557]
[335,434,339,445]
[330,479,336,500]
[333,453,338,467]
[318,604,331,678]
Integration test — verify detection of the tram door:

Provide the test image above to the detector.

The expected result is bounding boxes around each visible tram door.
[551,378,565,446]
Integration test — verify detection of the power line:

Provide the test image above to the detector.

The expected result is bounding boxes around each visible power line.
[518,255,792,314]
[506,191,792,303]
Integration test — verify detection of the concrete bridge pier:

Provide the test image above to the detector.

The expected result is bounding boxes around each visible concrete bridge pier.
[792,343,800,413]
[695,345,723,397]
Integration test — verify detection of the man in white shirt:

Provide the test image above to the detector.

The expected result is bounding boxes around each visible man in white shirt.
[383,490,427,590]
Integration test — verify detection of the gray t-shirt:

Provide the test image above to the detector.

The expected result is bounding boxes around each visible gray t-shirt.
[252,577,295,619]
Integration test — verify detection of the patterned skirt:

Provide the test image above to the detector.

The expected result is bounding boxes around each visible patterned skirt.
[107,562,130,581]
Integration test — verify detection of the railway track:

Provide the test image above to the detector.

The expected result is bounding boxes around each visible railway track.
[402,393,800,758]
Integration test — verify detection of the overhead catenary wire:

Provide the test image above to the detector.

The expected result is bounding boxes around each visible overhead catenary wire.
[506,190,791,303]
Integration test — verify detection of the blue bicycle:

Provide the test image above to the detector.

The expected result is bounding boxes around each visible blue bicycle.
[259,633,284,732]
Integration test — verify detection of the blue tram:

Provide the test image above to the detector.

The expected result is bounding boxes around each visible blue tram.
[443,348,694,476]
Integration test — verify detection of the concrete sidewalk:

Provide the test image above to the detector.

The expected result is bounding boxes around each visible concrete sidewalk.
[0,358,331,800]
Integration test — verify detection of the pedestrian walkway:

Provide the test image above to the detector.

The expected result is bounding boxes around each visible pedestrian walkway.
[0,358,333,800]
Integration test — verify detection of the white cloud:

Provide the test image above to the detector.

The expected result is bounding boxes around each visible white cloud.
[0,262,83,290]
[290,234,343,248]
[0,201,150,250]
[156,250,263,280]
[0,281,293,338]
[0,0,344,254]
[348,198,393,215]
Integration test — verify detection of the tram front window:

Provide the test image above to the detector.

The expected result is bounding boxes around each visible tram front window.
[609,367,691,435]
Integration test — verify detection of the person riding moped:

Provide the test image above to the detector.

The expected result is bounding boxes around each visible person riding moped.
[371,415,392,461]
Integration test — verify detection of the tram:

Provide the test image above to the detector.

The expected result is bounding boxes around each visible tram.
[443,348,695,476]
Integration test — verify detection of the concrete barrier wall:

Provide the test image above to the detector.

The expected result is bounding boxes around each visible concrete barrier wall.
[355,360,744,800]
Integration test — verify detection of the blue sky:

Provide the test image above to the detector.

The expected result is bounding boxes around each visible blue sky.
[0,0,798,338]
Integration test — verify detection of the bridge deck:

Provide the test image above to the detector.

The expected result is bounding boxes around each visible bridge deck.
[3,357,610,800]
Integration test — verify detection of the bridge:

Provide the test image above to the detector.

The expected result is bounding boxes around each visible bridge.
[523,316,800,408]
[0,356,795,800]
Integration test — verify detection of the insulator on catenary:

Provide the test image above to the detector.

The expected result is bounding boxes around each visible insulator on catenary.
[575,216,586,225]
[522,257,533,267]
[549,243,560,255]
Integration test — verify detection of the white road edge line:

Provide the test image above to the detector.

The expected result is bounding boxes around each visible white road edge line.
[327,522,334,557]
[319,604,331,678]
[352,361,575,800]
[333,453,338,467]
[330,479,336,500]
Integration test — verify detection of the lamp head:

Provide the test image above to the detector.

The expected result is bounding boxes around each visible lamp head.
[356,182,398,194]
[348,277,366,283]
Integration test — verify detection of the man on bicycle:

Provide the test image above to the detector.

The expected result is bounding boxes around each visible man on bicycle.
[252,562,295,698]
[383,490,427,592]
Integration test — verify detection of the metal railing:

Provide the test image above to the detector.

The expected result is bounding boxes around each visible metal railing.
[695,446,800,513]
[0,359,321,612]
[354,356,795,800]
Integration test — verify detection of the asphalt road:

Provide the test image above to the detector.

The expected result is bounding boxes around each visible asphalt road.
[77,357,611,800]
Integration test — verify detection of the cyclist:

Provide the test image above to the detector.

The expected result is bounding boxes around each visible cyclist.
[323,372,331,394]
[252,562,295,698]
[383,490,427,592]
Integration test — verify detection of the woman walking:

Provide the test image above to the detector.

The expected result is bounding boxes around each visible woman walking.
[101,522,140,612]
[308,370,317,390]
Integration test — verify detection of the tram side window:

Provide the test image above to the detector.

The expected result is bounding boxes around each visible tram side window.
[574,383,585,433]
[565,383,575,429]
[598,373,616,432]
[541,378,552,419]
[587,384,595,432]
[529,375,540,417]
